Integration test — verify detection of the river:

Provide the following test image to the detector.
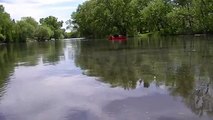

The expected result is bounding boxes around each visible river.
[0,36,213,120]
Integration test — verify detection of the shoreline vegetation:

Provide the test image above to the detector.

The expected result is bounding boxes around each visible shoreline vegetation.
[0,5,68,43]
[70,0,213,38]
[138,31,210,38]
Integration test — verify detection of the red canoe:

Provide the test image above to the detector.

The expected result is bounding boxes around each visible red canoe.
[108,35,127,41]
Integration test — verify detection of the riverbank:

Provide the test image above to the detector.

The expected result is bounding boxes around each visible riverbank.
[137,31,212,39]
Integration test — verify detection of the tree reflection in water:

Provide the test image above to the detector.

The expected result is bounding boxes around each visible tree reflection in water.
[74,36,213,117]
[0,41,64,95]
[0,37,212,118]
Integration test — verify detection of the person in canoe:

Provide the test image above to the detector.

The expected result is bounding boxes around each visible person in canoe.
[108,34,127,41]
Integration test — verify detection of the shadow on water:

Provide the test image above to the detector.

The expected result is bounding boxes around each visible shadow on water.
[74,36,213,117]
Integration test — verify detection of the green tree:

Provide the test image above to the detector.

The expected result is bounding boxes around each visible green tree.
[21,17,38,28]
[140,0,172,33]
[16,20,35,42]
[192,0,213,33]
[167,7,191,34]
[102,0,135,36]
[40,16,63,40]
[34,25,53,41]
[0,5,14,42]
[72,0,136,37]
[131,0,150,34]
[71,0,213,37]
[71,0,99,37]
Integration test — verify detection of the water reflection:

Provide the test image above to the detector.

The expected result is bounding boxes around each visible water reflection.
[74,36,213,117]
[0,37,212,120]
[0,41,64,92]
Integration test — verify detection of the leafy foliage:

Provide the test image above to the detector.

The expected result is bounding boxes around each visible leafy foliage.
[34,25,53,41]
[71,0,213,37]
[40,16,64,40]
[15,17,38,42]
[0,5,64,43]
[0,5,14,42]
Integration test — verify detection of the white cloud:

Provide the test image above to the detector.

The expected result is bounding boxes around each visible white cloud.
[2,3,42,21]
[0,0,86,26]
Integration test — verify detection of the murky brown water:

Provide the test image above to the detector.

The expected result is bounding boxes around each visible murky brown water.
[0,36,213,120]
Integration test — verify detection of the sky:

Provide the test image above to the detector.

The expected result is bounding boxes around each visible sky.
[0,0,86,28]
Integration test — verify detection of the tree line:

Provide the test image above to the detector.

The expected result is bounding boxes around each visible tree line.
[0,5,66,43]
[71,0,213,38]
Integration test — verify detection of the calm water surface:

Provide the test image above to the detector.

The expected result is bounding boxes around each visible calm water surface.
[0,36,213,120]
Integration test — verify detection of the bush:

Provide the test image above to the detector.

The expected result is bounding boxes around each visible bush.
[0,34,6,42]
